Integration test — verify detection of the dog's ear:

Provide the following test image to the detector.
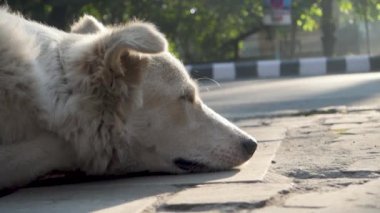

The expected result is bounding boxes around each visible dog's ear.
[101,22,167,109]
[103,22,167,77]
[71,15,106,34]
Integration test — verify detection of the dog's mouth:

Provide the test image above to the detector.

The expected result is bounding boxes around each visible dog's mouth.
[173,158,209,172]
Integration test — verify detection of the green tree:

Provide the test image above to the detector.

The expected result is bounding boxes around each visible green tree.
[2,0,380,62]
[293,0,380,57]
[3,0,265,63]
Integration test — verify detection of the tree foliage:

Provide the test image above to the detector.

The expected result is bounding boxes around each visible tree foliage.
[2,0,380,62]
[294,0,380,32]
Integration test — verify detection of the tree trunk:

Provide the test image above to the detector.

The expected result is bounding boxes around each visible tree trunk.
[321,0,336,57]
[233,41,239,60]
[290,18,298,58]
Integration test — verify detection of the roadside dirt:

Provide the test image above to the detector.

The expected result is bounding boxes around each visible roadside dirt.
[263,110,380,208]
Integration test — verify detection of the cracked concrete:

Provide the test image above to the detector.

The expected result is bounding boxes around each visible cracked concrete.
[255,109,380,213]
[1,109,380,212]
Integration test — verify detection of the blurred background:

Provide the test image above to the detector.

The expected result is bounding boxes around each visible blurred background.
[2,0,380,64]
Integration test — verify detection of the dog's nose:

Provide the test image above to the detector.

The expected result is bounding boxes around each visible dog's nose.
[241,138,257,157]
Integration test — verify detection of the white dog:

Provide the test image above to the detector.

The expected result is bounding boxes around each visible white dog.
[0,8,257,190]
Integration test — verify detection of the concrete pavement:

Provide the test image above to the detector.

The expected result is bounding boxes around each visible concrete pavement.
[0,108,379,212]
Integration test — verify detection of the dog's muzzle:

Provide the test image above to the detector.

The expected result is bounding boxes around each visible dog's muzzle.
[173,138,257,172]
[173,158,208,172]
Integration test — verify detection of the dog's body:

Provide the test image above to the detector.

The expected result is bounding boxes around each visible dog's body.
[0,8,257,190]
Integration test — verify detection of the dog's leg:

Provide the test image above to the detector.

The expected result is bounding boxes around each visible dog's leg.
[0,132,76,190]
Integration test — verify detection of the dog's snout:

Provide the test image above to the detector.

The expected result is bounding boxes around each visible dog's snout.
[241,138,257,157]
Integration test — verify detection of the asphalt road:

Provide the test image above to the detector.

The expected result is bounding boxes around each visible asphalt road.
[199,72,380,118]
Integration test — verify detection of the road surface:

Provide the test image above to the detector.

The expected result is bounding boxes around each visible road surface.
[200,72,380,118]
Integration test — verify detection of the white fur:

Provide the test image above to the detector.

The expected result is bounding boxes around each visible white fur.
[0,9,257,190]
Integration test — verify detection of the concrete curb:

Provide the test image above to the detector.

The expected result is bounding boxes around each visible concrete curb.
[186,55,380,81]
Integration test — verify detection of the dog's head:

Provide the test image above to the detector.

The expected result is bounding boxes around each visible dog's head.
[70,15,257,174]
[127,54,257,173]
